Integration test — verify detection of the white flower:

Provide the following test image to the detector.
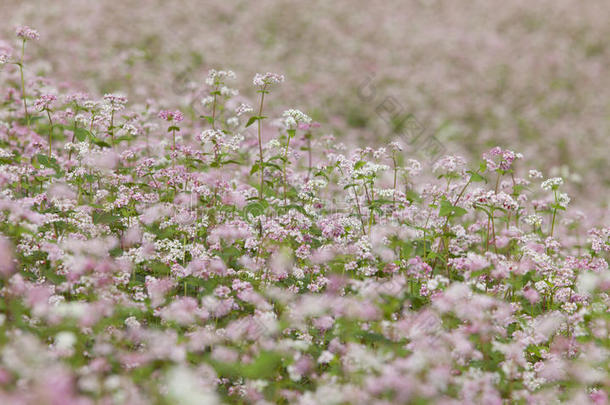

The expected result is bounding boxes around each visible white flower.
[318,350,335,364]
[541,177,563,191]
[253,72,284,87]
[524,214,543,227]
[282,109,311,129]
[557,192,570,208]
[165,366,219,405]
[226,116,239,127]
[235,103,253,116]
[205,69,236,86]
[55,331,76,351]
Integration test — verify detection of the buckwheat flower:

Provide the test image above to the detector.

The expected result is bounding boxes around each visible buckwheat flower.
[541,177,563,191]
[219,86,238,97]
[433,155,466,174]
[253,72,285,87]
[298,121,320,131]
[389,141,403,152]
[282,109,312,129]
[205,69,236,86]
[318,350,335,364]
[483,146,522,172]
[166,366,220,405]
[0,52,9,65]
[524,214,543,227]
[197,128,223,144]
[404,159,422,176]
[54,331,76,353]
[0,236,16,278]
[158,109,184,122]
[557,192,570,208]
[529,169,543,179]
[34,94,57,111]
[235,103,253,116]
[103,93,127,111]
[226,116,239,127]
[16,26,40,41]
[201,96,214,107]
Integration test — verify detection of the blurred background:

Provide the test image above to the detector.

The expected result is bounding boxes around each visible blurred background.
[1,0,609,211]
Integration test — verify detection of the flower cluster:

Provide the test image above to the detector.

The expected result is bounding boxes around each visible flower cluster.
[158,109,184,122]
[15,25,40,41]
[33,94,57,111]
[253,72,285,87]
[282,109,312,129]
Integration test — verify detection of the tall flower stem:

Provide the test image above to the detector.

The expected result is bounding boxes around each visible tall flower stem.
[550,190,558,237]
[257,86,267,201]
[306,131,312,181]
[391,154,398,207]
[109,111,115,146]
[18,40,29,128]
[283,130,294,205]
[45,109,53,157]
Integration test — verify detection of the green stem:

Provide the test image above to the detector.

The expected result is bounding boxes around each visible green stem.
[109,110,115,146]
[19,40,29,128]
[283,133,291,205]
[257,87,267,201]
[550,190,558,237]
[46,110,53,157]
[211,87,218,129]
[392,155,397,207]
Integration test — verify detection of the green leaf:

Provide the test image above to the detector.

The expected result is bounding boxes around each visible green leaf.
[74,127,91,142]
[200,115,215,125]
[246,116,258,128]
[354,160,366,170]
[91,137,111,148]
[36,154,61,172]
[242,351,283,379]
[467,170,487,183]
[92,211,121,225]
[439,200,467,218]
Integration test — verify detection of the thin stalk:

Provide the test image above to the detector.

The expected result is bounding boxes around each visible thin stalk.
[257,87,267,201]
[211,87,218,129]
[18,40,29,128]
[68,119,77,161]
[307,132,312,180]
[392,155,398,207]
[283,133,291,205]
[46,109,53,157]
[550,190,558,237]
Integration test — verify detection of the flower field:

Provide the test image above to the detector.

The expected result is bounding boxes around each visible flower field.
[0,4,609,405]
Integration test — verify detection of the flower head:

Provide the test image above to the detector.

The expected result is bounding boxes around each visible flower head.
[206,69,236,86]
[34,94,57,111]
[253,72,284,87]
[235,103,253,116]
[0,50,10,65]
[483,146,522,172]
[16,26,40,41]
[282,109,311,130]
[541,177,563,191]
[158,110,184,122]
[103,93,128,112]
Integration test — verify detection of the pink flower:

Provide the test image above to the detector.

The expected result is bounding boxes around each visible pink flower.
[0,237,16,278]
[34,94,57,111]
[16,26,40,41]
[158,109,184,122]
